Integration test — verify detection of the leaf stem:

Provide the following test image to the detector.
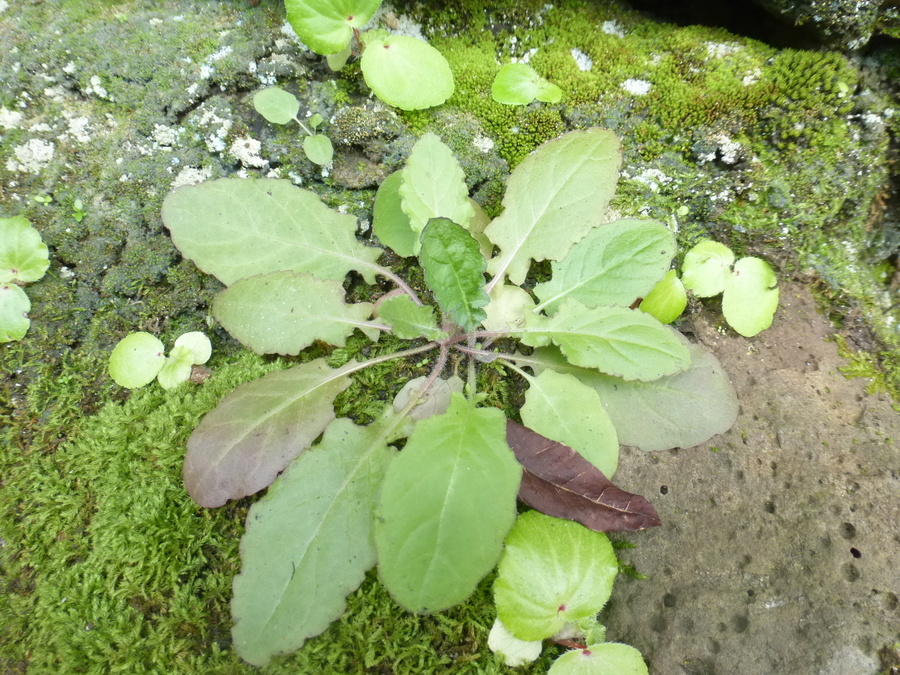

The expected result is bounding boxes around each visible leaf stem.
[334,342,436,378]
[373,264,425,306]
[466,332,477,397]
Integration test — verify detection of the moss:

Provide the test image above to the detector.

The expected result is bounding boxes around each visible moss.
[834,335,900,407]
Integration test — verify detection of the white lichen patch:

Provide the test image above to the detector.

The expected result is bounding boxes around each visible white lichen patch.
[0,1,8,12]
[172,166,213,189]
[6,139,55,174]
[0,107,23,128]
[570,48,592,72]
[229,136,268,169]
[630,168,672,193]
[86,75,111,100]
[621,79,651,96]
[705,42,742,59]
[64,115,92,143]
[742,67,762,86]
[473,134,494,153]
[152,123,181,148]
[601,20,626,37]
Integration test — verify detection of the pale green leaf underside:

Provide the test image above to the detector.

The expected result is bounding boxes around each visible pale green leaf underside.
[722,257,779,337]
[482,284,535,333]
[253,87,299,125]
[213,271,378,355]
[0,215,50,284]
[491,63,561,105]
[485,128,622,286]
[156,356,193,390]
[0,283,31,342]
[376,393,521,613]
[681,239,734,297]
[548,643,649,675]
[378,294,447,341]
[419,218,489,331]
[232,417,395,667]
[399,133,474,242]
[373,171,417,257]
[519,344,738,452]
[534,218,675,314]
[488,619,543,667]
[494,512,618,641]
[284,0,381,55]
[108,332,165,389]
[521,369,619,477]
[519,300,690,381]
[183,359,351,507]
[361,34,455,111]
[162,178,382,286]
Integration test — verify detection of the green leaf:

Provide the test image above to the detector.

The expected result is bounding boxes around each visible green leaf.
[162,178,383,286]
[681,239,734,297]
[373,171,417,257]
[376,393,521,612]
[399,133,474,247]
[183,359,352,507]
[360,33,454,110]
[638,269,686,324]
[303,134,334,165]
[521,369,619,477]
[517,344,738,452]
[419,218,489,331]
[482,284,535,333]
[488,618,543,667]
[548,643,648,675]
[108,332,166,389]
[392,375,464,422]
[156,355,193,390]
[377,294,448,341]
[519,300,690,381]
[533,219,676,314]
[491,63,561,105]
[0,216,50,284]
[232,416,395,667]
[0,283,32,343]
[171,331,212,365]
[485,129,622,286]
[253,87,299,125]
[212,271,378,354]
[722,257,779,337]
[284,0,381,55]
[494,511,618,641]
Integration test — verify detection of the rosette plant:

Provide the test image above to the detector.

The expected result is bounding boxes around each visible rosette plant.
[161,128,740,666]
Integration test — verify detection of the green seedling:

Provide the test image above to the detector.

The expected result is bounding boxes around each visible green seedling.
[253,86,334,165]
[71,198,87,222]
[682,239,779,336]
[491,62,563,105]
[108,330,211,389]
[0,216,50,342]
[283,0,454,110]
[161,128,743,666]
[489,511,648,672]
[33,194,52,206]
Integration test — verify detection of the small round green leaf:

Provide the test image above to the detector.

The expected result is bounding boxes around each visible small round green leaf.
[681,239,734,297]
[0,216,50,284]
[488,618,543,667]
[491,63,561,105]
[548,643,648,675]
[284,0,381,56]
[156,355,193,390]
[494,511,618,641]
[361,34,454,110]
[253,87,300,125]
[722,256,779,337]
[303,134,334,165]
[172,331,212,364]
[108,332,166,389]
[639,270,687,324]
[0,283,31,342]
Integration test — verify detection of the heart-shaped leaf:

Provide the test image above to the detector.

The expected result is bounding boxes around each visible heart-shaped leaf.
[284,0,381,55]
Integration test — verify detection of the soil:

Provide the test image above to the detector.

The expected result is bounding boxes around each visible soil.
[608,282,900,674]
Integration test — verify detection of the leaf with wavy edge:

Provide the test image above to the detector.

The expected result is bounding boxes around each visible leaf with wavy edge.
[376,393,521,613]
[213,271,379,355]
[485,129,621,287]
[533,218,675,315]
[511,344,738,452]
[232,414,397,666]
[184,359,352,507]
[162,178,383,286]
[518,300,690,381]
